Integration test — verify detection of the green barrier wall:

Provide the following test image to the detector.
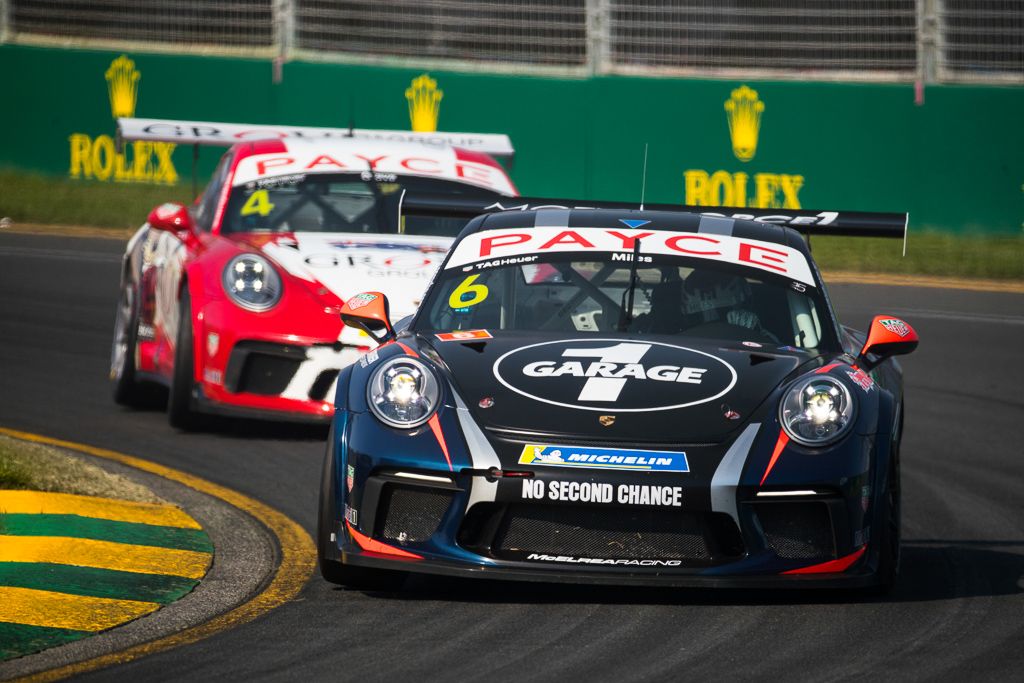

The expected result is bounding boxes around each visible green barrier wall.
[2,45,1021,233]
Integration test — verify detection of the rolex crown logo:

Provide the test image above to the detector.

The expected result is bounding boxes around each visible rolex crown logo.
[105,55,140,119]
[724,85,764,162]
[405,74,443,133]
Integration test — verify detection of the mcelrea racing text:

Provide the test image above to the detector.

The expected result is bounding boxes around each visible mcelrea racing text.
[527,555,684,566]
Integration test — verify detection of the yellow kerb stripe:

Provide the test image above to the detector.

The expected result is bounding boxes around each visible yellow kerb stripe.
[0,586,159,632]
[0,490,199,529]
[0,536,211,580]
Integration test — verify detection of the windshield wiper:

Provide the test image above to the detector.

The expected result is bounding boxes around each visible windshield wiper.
[616,238,642,332]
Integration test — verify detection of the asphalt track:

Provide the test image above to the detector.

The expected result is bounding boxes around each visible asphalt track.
[1,231,1022,682]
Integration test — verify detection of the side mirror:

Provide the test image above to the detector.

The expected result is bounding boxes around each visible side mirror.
[147,203,194,234]
[858,315,918,370]
[340,292,396,344]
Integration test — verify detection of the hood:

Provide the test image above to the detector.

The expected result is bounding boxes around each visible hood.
[421,332,809,445]
[247,232,453,320]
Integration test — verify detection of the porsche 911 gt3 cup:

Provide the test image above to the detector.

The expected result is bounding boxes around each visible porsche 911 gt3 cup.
[109,118,517,427]
[318,205,918,590]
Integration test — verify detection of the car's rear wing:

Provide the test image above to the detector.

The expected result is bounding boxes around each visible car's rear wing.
[401,194,908,240]
[116,117,515,158]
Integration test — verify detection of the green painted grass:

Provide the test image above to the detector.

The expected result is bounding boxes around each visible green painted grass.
[0,563,198,605]
[1,514,213,553]
[0,437,206,662]
[0,622,90,661]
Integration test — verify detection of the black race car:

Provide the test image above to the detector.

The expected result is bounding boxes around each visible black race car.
[317,206,918,590]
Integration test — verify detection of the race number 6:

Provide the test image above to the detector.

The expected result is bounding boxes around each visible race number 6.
[448,274,489,309]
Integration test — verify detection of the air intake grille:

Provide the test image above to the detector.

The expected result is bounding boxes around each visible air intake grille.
[376,485,454,543]
[493,505,710,561]
[757,502,836,560]
[225,342,305,395]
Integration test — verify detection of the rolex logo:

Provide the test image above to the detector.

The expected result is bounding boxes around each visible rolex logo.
[724,85,764,162]
[405,74,443,132]
[105,55,140,119]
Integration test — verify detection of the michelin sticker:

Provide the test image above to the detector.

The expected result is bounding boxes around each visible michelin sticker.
[519,444,689,473]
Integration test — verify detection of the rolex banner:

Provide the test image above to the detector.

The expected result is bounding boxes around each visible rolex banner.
[0,45,1021,234]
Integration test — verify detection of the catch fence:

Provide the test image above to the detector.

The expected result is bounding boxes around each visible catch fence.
[1,1,1020,83]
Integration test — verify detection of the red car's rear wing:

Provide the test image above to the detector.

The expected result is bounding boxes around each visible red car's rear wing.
[401,194,908,239]
[116,117,515,158]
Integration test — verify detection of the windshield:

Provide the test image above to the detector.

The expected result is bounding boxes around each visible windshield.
[221,172,501,236]
[417,242,837,351]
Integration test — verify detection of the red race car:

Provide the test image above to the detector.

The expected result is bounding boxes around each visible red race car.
[109,118,517,428]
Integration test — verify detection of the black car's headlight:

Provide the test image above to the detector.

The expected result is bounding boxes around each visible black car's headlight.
[367,357,440,428]
[222,254,282,311]
[779,375,855,446]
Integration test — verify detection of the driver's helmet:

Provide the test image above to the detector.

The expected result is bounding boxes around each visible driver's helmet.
[682,269,753,324]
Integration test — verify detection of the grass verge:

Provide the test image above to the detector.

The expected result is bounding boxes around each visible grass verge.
[1,169,1021,280]
[0,169,191,231]
[0,435,162,503]
[811,233,1024,281]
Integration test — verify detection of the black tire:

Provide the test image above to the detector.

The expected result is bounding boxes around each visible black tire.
[871,416,903,596]
[320,557,406,592]
[317,428,406,591]
[111,282,145,405]
[168,289,203,430]
[111,282,156,407]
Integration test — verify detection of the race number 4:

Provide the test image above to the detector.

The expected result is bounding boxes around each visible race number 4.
[240,189,275,217]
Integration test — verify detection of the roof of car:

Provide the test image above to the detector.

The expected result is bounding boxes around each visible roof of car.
[469,208,809,253]
[228,136,516,195]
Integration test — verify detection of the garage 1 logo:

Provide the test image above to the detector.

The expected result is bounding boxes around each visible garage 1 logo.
[493,339,737,412]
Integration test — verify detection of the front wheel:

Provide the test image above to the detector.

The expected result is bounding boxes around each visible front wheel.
[318,431,406,591]
[871,434,902,595]
[320,558,407,592]
[111,283,151,406]
[168,289,202,430]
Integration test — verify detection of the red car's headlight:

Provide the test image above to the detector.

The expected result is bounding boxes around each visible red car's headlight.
[222,254,283,311]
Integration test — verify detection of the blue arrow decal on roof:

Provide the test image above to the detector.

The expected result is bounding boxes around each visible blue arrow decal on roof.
[618,219,651,229]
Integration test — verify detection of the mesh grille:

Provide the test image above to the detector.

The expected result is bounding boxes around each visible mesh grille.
[377,485,453,543]
[609,1,918,75]
[4,1,1021,83]
[10,0,274,47]
[494,504,710,561]
[757,502,836,560]
[233,353,300,395]
[940,1,1024,81]
[295,1,587,66]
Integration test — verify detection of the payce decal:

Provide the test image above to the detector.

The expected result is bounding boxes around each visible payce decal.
[493,339,737,412]
[68,55,179,185]
[684,85,805,210]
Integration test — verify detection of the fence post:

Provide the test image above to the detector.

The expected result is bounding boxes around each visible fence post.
[0,0,11,44]
[917,0,941,85]
[272,0,295,83]
[586,0,610,75]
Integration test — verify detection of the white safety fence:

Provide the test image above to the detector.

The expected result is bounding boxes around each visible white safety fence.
[0,0,1020,83]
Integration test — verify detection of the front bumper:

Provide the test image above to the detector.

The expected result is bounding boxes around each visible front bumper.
[330,464,880,588]
[193,301,371,421]
[338,543,877,589]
